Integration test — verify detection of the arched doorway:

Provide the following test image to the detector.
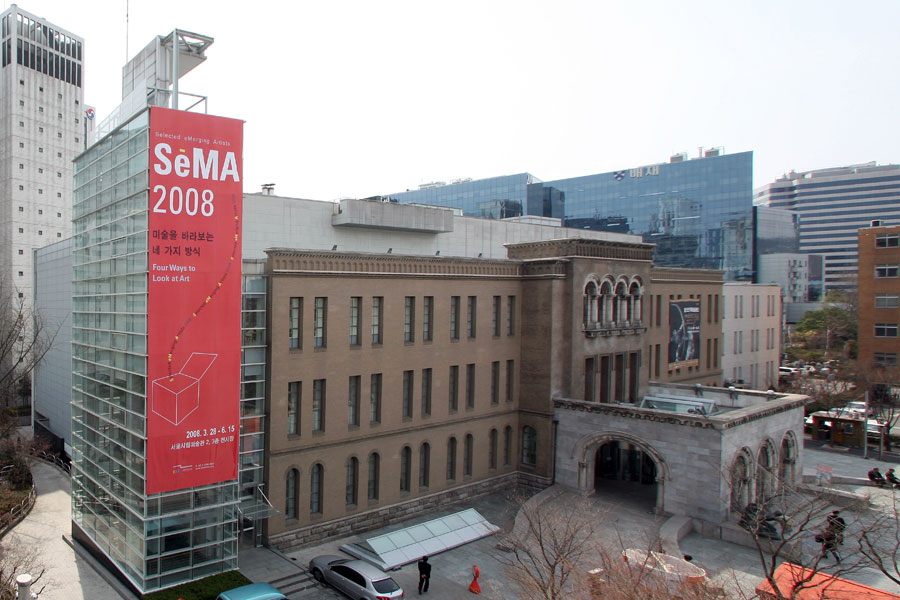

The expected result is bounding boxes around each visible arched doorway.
[594,441,658,510]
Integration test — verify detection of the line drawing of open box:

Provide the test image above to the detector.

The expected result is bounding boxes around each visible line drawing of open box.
[151,352,217,425]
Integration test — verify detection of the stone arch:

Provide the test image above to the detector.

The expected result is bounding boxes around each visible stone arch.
[583,278,600,326]
[756,439,777,501]
[571,430,669,514]
[729,447,754,513]
[778,431,798,487]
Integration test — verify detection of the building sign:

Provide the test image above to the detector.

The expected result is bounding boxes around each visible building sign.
[668,300,701,369]
[614,165,661,181]
[146,107,243,494]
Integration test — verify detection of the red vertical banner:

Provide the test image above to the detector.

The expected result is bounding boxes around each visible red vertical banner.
[146,107,243,495]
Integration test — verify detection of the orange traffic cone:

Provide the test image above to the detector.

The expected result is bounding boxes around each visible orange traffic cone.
[469,565,481,594]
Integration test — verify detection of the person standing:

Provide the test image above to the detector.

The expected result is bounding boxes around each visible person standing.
[418,555,432,594]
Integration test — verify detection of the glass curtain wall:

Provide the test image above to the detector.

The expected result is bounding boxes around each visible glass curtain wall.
[71,108,239,593]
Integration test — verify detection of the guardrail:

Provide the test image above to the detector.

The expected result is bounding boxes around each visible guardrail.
[0,484,36,539]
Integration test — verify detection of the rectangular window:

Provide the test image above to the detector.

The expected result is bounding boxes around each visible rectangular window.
[312,379,326,432]
[349,297,361,345]
[466,363,476,409]
[289,297,301,349]
[654,344,661,377]
[875,323,899,338]
[506,360,515,403]
[423,296,434,342]
[507,296,516,335]
[370,373,382,424]
[467,296,477,338]
[402,370,414,418]
[875,352,899,367]
[372,297,383,344]
[314,297,327,348]
[348,375,360,427]
[492,296,501,336]
[876,234,900,248]
[491,361,500,405]
[421,368,432,416]
[287,381,300,435]
[404,296,415,342]
[876,265,900,278]
[449,365,459,412]
[450,296,460,340]
[876,294,900,308]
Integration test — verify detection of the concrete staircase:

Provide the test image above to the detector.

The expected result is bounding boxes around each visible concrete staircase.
[269,570,329,599]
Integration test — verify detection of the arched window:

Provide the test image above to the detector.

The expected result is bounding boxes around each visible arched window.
[368,453,380,501]
[310,463,323,514]
[464,434,474,477]
[779,433,797,487]
[447,437,457,481]
[756,442,775,500]
[400,446,411,492]
[346,457,359,506]
[599,281,613,325]
[613,281,627,324]
[419,442,431,489]
[730,450,752,513]
[629,281,642,323]
[503,426,512,466]
[522,426,537,466]
[285,468,298,520]
[489,429,498,469]
[583,281,599,326]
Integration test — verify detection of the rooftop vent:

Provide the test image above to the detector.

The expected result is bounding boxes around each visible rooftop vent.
[872,220,884,227]
[670,152,687,163]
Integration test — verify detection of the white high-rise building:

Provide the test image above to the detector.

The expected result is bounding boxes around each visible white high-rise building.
[0,5,87,307]
[754,162,900,293]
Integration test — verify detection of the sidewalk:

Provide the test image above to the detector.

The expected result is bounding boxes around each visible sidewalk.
[11,438,900,599]
[4,459,123,600]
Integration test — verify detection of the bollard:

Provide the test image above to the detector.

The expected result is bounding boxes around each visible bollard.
[16,573,33,599]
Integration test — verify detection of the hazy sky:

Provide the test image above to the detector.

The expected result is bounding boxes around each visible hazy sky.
[15,0,900,200]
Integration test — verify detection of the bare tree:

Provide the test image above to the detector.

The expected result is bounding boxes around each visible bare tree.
[732,471,873,600]
[0,277,58,441]
[0,544,45,600]
[494,491,601,600]
[855,491,900,586]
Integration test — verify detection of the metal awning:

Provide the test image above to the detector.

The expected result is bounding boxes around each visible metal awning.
[238,486,281,521]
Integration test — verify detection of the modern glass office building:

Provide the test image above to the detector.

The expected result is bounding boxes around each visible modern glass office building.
[384,150,754,280]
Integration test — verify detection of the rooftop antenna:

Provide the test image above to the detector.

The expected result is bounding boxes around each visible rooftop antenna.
[126,0,129,62]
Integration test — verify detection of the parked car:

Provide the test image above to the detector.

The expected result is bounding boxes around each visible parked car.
[309,555,404,599]
[842,401,872,417]
[216,582,286,600]
[779,367,799,380]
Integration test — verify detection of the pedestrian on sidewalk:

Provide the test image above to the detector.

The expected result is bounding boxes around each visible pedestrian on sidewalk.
[418,555,431,594]
[869,467,887,487]
[886,468,900,489]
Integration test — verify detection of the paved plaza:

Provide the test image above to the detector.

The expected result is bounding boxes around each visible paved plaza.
[11,442,900,599]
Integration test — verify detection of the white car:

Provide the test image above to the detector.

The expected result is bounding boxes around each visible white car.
[842,401,872,417]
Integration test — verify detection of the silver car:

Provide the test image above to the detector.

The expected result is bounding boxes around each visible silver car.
[309,555,404,599]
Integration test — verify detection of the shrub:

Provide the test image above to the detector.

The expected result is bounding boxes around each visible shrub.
[141,570,252,600]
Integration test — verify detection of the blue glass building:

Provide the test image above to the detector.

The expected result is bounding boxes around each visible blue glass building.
[384,151,754,280]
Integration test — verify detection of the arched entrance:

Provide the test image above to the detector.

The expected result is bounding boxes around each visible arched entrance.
[572,431,668,514]
[593,440,659,511]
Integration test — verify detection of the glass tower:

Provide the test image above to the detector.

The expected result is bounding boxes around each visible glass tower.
[71,108,239,593]
[384,151,754,280]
